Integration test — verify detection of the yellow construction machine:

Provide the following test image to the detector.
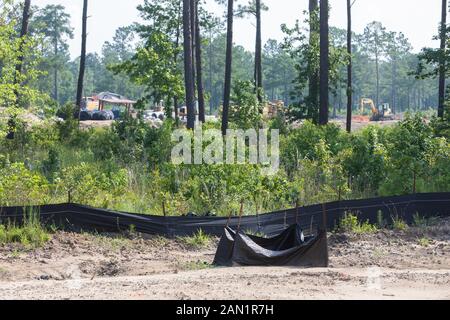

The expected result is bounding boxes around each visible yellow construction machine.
[360,98,393,121]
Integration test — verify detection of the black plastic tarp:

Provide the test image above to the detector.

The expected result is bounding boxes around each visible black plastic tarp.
[0,192,449,238]
[213,225,328,267]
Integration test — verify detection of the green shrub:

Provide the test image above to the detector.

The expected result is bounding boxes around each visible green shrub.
[418,237,431,247]
[179,229,211,249]
[391,215,409,231]
[229,80,263,130]
[413,213,428,228]
[56,162,128,207]
[0,163,49,206]
[88,128,120,161]
[0,211,51,248]
[338,212,378,234]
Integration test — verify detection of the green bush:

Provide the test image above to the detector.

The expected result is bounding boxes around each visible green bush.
[229,80,263,130]
[56,162,128,207]
[338,212,378,234]
[0,163,49,206]
[0,211,51,248]
[179,229,212,249]
[391,215,409,231]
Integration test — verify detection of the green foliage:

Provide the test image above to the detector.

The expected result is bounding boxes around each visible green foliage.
[391,215,409,231]
[55,103,79,142]
[110,31,183,109]
[0,4,47,108]
[337,212,378,234]
[281,13,349,123]
[229,80,263,129]
[56,162,128,208]
[379,114,450,195]
[0,210,51,248]
[42,147,61,179]
[417,237,431,247]
[0,163,49,206]
[179,229,212,249]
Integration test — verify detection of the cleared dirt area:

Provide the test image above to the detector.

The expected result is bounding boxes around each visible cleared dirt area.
[0,219,449,300]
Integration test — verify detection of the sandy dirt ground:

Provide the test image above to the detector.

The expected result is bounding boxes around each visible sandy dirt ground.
[0,219,449,300]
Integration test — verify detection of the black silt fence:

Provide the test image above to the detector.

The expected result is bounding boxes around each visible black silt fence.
[0,192,449,238]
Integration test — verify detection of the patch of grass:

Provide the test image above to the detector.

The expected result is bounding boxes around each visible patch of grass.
[413,213,440,228]
[413,213,428,228]
[337,212,378,234]
[179,229,211,249]
[417,237,431,247]
[90,233,132,251]
[0,210,51,248]
[391,215,409,231]
[147,235,170,247]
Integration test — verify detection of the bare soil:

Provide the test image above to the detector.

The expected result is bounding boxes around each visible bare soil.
[0,219,449,300]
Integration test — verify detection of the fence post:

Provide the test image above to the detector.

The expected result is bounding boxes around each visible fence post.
[237,200,244,233]
[322,203,329,267]
[162,201,166,217]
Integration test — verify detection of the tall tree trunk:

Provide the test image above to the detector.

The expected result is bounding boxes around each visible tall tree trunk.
[14,0,31,105]
[195,0,205,122]
[438,0,447,119]
[319,0,329,125]
[391,59,397,114]
[54,38,58,103]
[309,0,319,120]
[375,51,380,108]
[346,0,352,133]
[76,0,88,110]
[222,0,234,136]
[190,0,197,98]
[183,0,196,129]
[255,0,263,103]
[173,2,182,122]
[209,29,214,114]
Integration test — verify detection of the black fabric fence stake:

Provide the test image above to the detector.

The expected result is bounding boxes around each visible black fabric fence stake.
[237,200,244,232]
[226,211,232,228]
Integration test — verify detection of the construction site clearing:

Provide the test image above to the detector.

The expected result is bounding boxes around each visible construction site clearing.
[0,97,404,132]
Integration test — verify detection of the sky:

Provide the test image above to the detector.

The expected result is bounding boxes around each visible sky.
[36,0,444,59]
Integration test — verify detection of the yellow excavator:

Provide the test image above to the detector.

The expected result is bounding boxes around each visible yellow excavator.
[360,98,393,121]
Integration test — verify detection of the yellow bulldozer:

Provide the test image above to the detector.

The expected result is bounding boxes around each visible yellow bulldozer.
[360,98,393,121]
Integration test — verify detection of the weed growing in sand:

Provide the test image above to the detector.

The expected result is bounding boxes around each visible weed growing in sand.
[337,212,378,234]
[0,210,50,248]
[418,237,431,247]
[413,213,440,228]
[179,229,211,249]
[413,213,428,228]
[391,215,409,231]
[89,233,132,251]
